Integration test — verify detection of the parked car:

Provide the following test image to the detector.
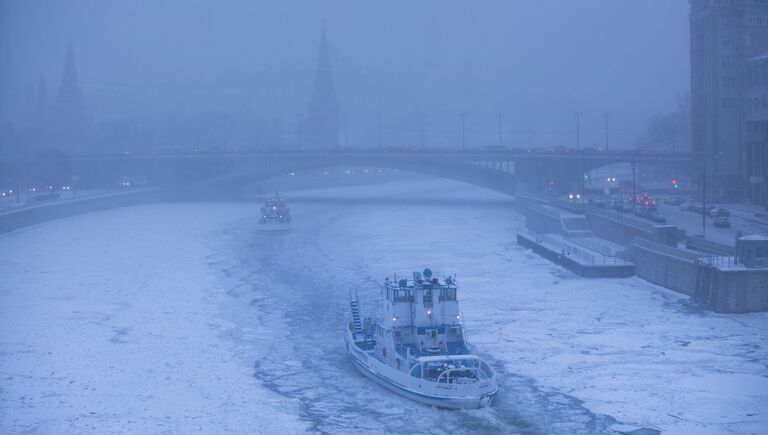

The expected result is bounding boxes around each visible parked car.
[33,192,60,201]
[714,207,730,217]
[588,195,610,208]
[611,199,632,212]
[705,207,722,217]
[634,207,667,223]
[664,196,685,206]
[713,216,731,228]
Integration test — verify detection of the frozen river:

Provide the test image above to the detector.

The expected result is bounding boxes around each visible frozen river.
[1,180,767,434]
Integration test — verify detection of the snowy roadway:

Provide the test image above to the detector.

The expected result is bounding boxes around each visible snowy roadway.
[1,180,766,434]
[655,201,768,246]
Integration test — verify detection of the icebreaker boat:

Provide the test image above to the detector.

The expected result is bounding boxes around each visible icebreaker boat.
[345,268,498,409]
[256,194,291,232]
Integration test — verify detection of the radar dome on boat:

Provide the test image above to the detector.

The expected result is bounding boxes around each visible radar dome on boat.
[398,279,408,287]
[423,268,433,280]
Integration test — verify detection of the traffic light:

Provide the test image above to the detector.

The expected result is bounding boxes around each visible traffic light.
[671,179,679,189]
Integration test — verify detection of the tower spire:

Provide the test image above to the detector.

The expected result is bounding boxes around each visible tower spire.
[52,43,88,153]
[62,43,79,90]
[306,26,340,149]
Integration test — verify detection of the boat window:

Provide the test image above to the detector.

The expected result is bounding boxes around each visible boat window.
[393,289,413,303]
[423,289,433,305]
[410,364,422,378]
[439,288,456,301]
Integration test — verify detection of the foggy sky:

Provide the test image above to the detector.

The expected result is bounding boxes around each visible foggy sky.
[0,0,690,149]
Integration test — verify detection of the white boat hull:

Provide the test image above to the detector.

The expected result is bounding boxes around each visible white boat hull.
[345,329,497,409]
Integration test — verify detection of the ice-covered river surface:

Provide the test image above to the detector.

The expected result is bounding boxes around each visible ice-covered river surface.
[1,180,767,434]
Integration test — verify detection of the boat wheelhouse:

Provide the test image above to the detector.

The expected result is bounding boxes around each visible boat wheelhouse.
[257,194,291,231]
[345,268,498,409]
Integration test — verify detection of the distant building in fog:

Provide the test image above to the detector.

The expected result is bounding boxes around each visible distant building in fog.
[689,0,768,206]
[51,44,89,154]
[305,28,340,150]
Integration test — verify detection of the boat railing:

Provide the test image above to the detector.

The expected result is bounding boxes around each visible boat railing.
[395,343,422,364]
[480,361,494,380]
[435,367,487,384]
[395,344,409,359]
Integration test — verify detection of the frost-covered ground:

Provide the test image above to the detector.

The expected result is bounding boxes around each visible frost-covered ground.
[1,179,766,434]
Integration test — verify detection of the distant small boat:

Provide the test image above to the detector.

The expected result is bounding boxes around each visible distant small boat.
[345,268,498,409]
[257,194,292,232]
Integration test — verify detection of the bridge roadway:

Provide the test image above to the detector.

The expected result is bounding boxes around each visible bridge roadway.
[3,149,695,199]
[66,149,694,165]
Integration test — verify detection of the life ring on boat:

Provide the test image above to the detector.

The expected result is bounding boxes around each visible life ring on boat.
[383,347,387,357]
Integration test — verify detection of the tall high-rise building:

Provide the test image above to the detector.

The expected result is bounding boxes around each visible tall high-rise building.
[745,53,768,207]
[690,0,768,204]
[305,28,340,150]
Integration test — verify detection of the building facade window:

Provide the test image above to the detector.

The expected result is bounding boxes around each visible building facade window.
[711,0,736,7]
[749,34,768,47]
[722,56,737,68]
[722,16,739,27]
[723,76,737,87]
[761,63,768,85]
[748,16,768,26]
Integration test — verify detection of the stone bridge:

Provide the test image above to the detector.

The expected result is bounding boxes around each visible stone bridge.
[3,149,694,198]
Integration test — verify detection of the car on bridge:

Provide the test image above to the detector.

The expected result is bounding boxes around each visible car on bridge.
[567,193,582,201]
[0,187,14,198]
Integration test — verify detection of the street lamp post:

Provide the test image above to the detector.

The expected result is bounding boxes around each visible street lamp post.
[702,151,724,240]
[497,112,503,147]
[632,151,637,215]
[575,111,584,194]
[460,111,468,151]
[344,114,349,151]
[702,152,707,240]
[419,114,425,151]
[294,113,302,151]
[16,165,21,204]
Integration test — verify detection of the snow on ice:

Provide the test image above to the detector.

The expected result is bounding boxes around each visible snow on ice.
[1,180,766,434]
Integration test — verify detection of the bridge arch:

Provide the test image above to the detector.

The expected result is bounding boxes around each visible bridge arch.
[178,154,518,200]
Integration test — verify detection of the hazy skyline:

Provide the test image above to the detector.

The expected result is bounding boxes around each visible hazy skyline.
[0,0,690,149]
